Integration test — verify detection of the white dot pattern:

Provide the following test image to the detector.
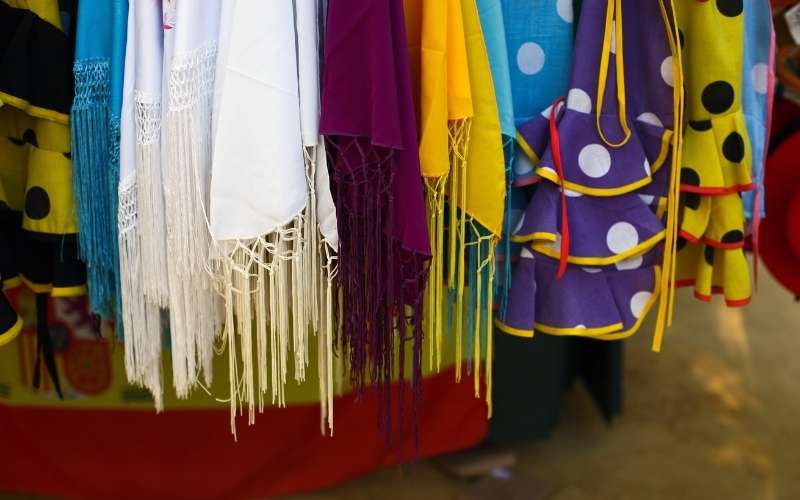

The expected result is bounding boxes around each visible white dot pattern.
[660,56,674,87]
[630,291,652,319]
[578,144,611,178]
[606,222,639,254]
[567,88,592,114]
[752,63,769,95]
[517,42,545,75]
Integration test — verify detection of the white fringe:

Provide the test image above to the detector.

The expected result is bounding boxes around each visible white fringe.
[118,174,164,411]
[134,91,170,308]
[165,41,222,397]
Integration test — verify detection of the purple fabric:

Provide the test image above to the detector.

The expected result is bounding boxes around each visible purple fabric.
[320,0,430,446]
[514,181,664,262]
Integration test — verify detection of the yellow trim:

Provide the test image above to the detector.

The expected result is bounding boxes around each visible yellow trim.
[533,126,672,197]
[656,196,668,219]
[535,321,623,337]
[0,315,23,348]
[494,318,534,338]
[3,277,22,290]
[595,0,632,148]
[515,131,540,166]
[20,275,53,294]
[0,92,70,125]
[510,231,557,244]
[535,166,652,196]
[51,285,88,298]
[530,230,665,266]
[649,129,673,175]
[595,266,662,341]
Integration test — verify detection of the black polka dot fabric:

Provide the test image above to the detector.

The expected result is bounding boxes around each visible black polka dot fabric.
[716,0,743,18]
[701,81,735,115]
[722,132,745,163]
[24,186,50,220]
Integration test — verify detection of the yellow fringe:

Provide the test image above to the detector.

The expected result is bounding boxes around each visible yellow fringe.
[424,175,448,372]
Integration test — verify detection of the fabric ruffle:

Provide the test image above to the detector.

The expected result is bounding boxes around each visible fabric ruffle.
[512,180,665,265]
[517,104,672,196]
[497,249,660,339]
[681,111,753,194]
[675,239,751,307]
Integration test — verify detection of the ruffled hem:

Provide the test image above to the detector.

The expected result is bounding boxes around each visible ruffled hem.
[679,191,746,248]
[511,181,665,265]
[681,111,754,194]
[516,107,673,196]
[496,250,661,340]
[675,240,751,307]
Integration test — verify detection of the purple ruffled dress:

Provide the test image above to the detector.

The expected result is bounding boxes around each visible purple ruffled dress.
[498,0,676,338]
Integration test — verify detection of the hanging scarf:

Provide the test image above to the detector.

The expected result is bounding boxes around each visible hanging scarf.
[320,0,430,443]
[162,0,222,397]
[117,0,164,411]
[210,0,337,437]
[673,0,753,315]
[71,0,114,319]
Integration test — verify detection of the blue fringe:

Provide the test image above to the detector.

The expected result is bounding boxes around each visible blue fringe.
[71,58,118,321]
[497,135,515,319]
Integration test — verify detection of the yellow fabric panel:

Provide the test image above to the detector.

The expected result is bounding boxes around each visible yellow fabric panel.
[447,0,473,120]
[676,0,744,121]
[405,0,451,178]
[458,0,506,236]
[3,0,62,29]
[22,147,77,234]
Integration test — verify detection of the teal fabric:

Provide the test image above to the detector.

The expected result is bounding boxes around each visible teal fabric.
[71,0,127,325]
[742,0,773,219]
[476,0,515,137]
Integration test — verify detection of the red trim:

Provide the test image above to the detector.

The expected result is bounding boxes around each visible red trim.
[702,237,745,250]
[549,97,569,279]
[678,230,701,244]
[694,291,713,302]
[725,296,752,308]
[680,182,755,195]
[0,369,486,499]
[675,279,696,288]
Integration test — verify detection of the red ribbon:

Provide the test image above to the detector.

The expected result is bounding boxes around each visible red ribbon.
[549,97,570,279]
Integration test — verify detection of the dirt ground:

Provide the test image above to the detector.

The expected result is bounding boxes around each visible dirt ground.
[292,272,800,500]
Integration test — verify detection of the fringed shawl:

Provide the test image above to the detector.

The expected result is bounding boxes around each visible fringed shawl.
[210,0,336,437]
[117,0,165,412]
[162,0,222,396]
[320,0,430,444]
[71,0,122,321]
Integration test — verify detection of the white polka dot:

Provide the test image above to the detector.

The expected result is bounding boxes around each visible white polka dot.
[520,248,534,259]
[513,152,534,176]
[556,0,573,23]
[644,158,651,176]
[564,188,583,198]
[606,222,639,254]
[514,213,526,233]
[615,255,643,271]
[575,324,587,329]
[540,101,565,119]
[578,144,611,178]
[638,194,655,205]
[660,56,674,87]
[752,63,769,95]
[582,267,602,274]
[636,113,663,128]
[630,291,652,319]
[517,42,545,75]
[609,23,617,54]
[549,233,562,253]
[567,88,592,114]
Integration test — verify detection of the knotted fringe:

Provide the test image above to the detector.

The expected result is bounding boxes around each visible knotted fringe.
[497,135,515,318]
[118,174,164,410]
[71,58,116,319]
[214,217,303,439]
[445,118,471,380]
[327,136,428,447]
[423,174,447,372]
[134,92,170,307]
[304,145,338,436]
[164,42,221,396]
[109,115,123,336]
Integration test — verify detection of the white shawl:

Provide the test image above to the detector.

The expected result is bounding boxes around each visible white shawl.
[211,0,340,436]
[163,0,222,397]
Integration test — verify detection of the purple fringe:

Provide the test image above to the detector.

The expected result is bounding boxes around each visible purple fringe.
[326,136,428,450]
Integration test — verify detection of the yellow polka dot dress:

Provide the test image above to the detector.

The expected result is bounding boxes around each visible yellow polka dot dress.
[675,0,752,307]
